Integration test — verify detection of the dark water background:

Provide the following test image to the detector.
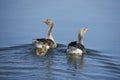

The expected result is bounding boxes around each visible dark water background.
[0,0,120,80]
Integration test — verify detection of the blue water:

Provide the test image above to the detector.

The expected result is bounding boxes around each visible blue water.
[0,0,120,80]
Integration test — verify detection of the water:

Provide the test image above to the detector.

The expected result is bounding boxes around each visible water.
[0,44,119,80]
[0,0,120,80]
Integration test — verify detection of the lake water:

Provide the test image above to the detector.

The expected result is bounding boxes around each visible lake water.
[0,0,120,80]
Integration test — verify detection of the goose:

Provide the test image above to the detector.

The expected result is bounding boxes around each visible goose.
[67,27,88,55]
[32,19,57,55]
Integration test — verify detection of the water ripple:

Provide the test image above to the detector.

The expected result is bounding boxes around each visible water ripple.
[0,44,120,80]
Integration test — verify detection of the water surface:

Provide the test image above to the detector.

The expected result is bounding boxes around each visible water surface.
[0,44,119,80]
[0,0,120,80]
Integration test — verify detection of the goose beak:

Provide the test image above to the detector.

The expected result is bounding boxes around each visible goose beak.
[42,20,46,23]
[42,19,48,24]
[84,27,89,31]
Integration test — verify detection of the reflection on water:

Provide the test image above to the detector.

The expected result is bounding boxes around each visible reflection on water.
[0,44,119,80]
[67,54,84,69]
[32,48,48,56]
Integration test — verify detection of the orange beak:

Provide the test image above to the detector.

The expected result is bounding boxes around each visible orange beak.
[42,19,48,24]
[42,20,46,22]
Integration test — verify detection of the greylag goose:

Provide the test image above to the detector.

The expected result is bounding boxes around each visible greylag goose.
[67,27,88,55]
[33,19,57,55]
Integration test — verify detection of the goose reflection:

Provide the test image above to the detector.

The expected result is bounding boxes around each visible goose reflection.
[67,54,84,69]
[33,44,49,56]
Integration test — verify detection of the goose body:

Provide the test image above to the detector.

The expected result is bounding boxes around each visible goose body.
[67,28,88,55]
[33,38,55,49]
[67,41,86,55]
[32,19,57,56]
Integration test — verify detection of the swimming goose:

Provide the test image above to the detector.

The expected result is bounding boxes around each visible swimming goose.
[67,27,88,55]
[32,19,57,55]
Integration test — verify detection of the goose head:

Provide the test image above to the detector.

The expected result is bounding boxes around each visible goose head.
[42,19,54,27]
[80,27,88,36]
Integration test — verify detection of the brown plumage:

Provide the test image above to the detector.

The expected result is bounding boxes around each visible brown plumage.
[67,27,88,55]
[33,19,57,56]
